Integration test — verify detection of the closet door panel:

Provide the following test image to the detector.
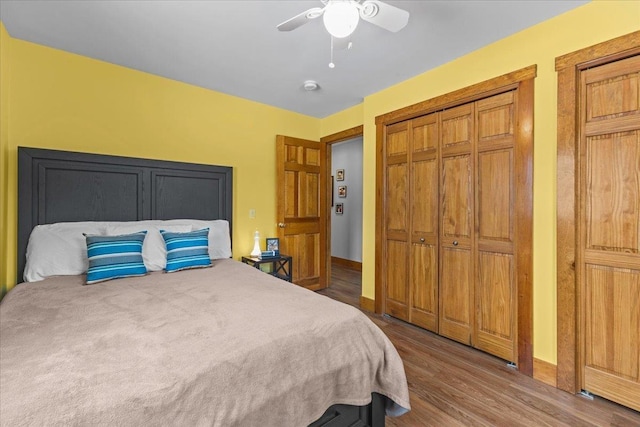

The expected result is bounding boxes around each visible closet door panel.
[477,91,515,146]
[387,122,408,156]
[386,240,409,320]
[409,114,439,330]
[440,102,474,345]
[410,156,439,330]
[410,243,438,331]
[477,149,513,242]
[441,155,472,240]
[412,159,438,240]
[475,92,517,361]
[413,114,439,153]
[386,163,408,235]
[442,104,473,150]
[384,123,409,320]
[476,252,516,361]
[440,247,472,344]
[474,149,517,362]
[412,114,439,243]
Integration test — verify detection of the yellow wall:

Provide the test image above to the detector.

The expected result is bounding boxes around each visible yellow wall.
[0,24,320,292]
[320,103,362,136]
[321,0,640,364]
[1,23,10,296]
[2,0,639,364]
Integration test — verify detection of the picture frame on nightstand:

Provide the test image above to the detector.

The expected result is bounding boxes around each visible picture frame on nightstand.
[266,237,280,255]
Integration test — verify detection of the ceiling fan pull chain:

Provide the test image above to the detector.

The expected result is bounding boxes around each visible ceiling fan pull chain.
[329,36,336,68]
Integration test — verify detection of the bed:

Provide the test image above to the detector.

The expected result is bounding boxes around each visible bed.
[1,147,410,426]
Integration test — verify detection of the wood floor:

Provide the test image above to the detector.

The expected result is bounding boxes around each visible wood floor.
[317,263,640,427]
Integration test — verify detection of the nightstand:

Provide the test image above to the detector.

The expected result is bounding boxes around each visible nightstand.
[241,255,293,282]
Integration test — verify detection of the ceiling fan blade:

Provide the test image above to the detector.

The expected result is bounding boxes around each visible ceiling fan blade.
[359,0,409,33]
[277,7,325,32]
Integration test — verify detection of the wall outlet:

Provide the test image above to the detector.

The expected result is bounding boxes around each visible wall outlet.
[249,209,256,219]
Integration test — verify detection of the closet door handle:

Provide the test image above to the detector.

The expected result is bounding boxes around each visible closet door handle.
[419,237,425,243]
[453,240,459,246]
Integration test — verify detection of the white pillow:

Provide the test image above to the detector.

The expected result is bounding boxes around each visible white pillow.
[23,219,232,282]
[24,222,108,282]
[160,219,232,259]
[106,223,192,271]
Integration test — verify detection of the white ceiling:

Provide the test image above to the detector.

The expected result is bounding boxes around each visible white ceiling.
[0,0,587,118]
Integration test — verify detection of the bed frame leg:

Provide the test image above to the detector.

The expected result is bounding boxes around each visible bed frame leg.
[309,393,387,427]
[370,392,387,427]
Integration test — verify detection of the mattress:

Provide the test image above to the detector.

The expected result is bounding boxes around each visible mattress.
[0,259,410,426]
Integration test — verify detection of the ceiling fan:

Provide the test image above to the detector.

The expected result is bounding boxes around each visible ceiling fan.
[277,0,410,39]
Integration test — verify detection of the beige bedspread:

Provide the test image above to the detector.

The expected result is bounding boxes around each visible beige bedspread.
[0,259,409,426]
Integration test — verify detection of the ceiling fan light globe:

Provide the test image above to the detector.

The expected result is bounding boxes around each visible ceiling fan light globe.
[323,1,360,38]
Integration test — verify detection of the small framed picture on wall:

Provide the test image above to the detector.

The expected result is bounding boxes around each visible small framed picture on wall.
[336,169,345,181]
[335,203,344,215]
[338,186,347,198]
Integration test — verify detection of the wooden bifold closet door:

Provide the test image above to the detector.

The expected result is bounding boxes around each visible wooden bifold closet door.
[384,115,440,332]
[383,90,518,363]
[439,103,474,344]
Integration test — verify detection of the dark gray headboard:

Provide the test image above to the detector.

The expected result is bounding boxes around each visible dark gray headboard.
[18,147,233,282]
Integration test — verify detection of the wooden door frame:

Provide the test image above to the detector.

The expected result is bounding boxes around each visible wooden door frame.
[375,65,536,375]
[555,30,640,394]
[320,125,364,294]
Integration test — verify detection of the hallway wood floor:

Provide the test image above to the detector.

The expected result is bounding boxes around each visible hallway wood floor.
[317,263,640,427]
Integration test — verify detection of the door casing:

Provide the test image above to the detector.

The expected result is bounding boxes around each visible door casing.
[320,126,364,295]
[555,30,640,394]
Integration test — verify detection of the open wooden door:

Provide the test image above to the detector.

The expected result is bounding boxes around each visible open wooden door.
[578,54,640,411]
[276,135,327,290]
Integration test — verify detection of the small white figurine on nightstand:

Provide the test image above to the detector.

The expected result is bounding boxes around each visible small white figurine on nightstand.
[250,229,261,257]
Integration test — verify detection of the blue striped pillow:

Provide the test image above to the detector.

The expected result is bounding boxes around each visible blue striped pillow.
[85,231,148,284]
[160,228,212,273]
